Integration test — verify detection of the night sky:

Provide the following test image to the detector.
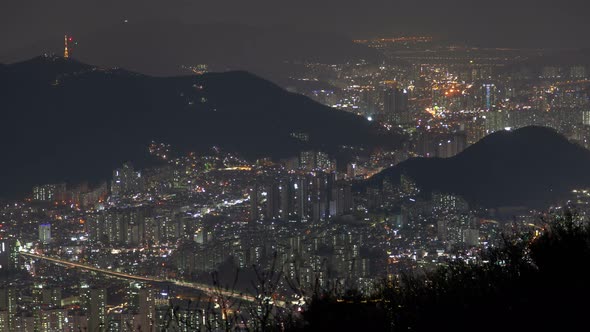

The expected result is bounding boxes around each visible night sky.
[2,0,590,60]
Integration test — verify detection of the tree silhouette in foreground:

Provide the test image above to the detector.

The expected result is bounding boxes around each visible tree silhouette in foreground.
[301,212,590,332]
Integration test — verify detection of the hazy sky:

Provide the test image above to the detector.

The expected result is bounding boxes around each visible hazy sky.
[2,0,589,53]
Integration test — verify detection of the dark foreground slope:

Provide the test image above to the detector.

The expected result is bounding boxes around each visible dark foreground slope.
[301,217,590,332]
[0,56,393,197]
[371,126,590,208]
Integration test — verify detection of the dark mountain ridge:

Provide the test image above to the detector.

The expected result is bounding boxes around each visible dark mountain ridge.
[371,126,590,208]
[0,56,393,198]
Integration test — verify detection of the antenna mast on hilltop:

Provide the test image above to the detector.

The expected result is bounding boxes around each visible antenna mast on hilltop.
[64,35,69,59]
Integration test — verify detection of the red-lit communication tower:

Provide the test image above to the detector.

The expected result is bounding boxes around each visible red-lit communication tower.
[64,35,70,58]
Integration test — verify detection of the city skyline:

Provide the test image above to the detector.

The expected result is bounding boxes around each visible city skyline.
[1,1,590,331]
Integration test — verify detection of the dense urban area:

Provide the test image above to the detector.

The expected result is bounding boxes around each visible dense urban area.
[1,35,590,331]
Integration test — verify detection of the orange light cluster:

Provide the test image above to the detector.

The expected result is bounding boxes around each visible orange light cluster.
[444,87,463,97]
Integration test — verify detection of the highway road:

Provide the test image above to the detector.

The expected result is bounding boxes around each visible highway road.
[19,252,274,306]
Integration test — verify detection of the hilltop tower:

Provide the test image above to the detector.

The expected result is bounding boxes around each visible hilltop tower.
[64,35,69,59]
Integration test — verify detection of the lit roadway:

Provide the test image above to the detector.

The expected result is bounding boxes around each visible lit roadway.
[19,252,287,307]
